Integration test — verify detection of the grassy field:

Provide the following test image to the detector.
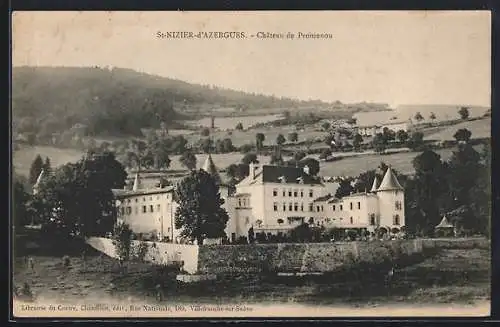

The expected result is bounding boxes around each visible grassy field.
[13,144,485,180]
[12,242,490,315]
[185,114,283,130]
[424,118,491,141]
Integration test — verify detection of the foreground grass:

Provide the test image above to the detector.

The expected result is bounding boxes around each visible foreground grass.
[13,246,490,308]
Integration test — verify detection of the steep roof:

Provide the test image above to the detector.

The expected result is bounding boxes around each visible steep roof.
[132,172,141,191]
[32,169,45,194]
[236,164,323,187]
[202,154,219,175]
[377,167,404,191]
[370,175,379,192]
[263,165,323,185]
[112,186,175,199]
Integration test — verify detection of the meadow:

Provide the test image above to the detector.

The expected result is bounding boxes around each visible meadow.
[424,118,491,141]
[13,143,483,181]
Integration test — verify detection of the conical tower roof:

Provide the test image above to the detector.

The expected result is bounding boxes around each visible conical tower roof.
[370,175,379,192]
[435,215,454,229]
[377,167,403,191]
[202,154,220,183]
[132,172,141,191]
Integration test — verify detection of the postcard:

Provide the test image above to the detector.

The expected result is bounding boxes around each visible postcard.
[11,10,491,319]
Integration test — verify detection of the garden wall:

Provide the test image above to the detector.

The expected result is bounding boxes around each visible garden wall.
[85,237,199,274]
[197,239,425,275]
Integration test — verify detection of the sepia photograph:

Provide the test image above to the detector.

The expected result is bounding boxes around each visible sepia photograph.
[11,11,491,318]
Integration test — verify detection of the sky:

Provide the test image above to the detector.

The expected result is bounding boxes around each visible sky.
[12,11,491,106]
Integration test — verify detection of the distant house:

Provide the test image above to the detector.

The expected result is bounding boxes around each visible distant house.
[355,119,412,137]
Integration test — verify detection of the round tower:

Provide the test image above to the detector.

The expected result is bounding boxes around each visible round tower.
[375,167,405,232]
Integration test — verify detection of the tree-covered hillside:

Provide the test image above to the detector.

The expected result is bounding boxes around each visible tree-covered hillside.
[12,66,329,139]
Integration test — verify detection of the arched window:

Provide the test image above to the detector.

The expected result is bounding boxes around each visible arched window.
[393,214,400,226]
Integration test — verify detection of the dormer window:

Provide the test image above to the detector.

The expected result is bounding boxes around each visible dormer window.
[278,176,287,183]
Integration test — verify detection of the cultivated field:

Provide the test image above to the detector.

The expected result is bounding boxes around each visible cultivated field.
[424,118,491,141]
[13,144,485,180]
[185,114,282,130]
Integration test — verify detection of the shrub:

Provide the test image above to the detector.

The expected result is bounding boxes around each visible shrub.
[62,255,71,268]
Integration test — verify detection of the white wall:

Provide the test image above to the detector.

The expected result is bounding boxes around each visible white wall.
[86,237,199,274]
[377,189,405,230]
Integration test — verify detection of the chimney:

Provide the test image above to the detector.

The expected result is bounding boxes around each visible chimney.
[303,165,310,175]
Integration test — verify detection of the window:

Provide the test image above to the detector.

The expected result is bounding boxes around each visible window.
[273,203,278,211]
[294,203,298,211]
[316,205,320,212]
[393,215,401,226]
[309,190,314,197]
[127,199,131,203]
[300,190,304,197]
[309,203,314,212]
[294,190,298,197]
[273,189,278,196]
[370,214,376,225]
[149,197,153,201]
[350,202,353,210]
[395,201,402,210]
[301,203,304,211]
[358,202,361,210]
[120,207,124,216]
[126,207,131,215]
[135,199,138,203]
[238,199,242,207]
[142,206,147,213]
[283,203,287,211]
[143,197,146,202]
[157,204,161,212]
[243,199,247,207]
[282,190,286,196]
[350,217,353,224]
[150,205,154,212]
[289,190,292,197]
[289,203,293,211]
[340,205,343,211]
[321,205,324,212]
[245,217,250,224]
[333,205,336,211]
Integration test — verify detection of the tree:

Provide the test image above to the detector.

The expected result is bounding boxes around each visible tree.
[335,178,354,198]
[13,178,29,229]
[179,150,197,170]
[407,131,425,151]
[34,150,127,237]
[453,128,472,143]
[112,222,133,265]
[282,110,291,122]
[29,155,44,185]
[319,148,332,160]
[353,133,363,150]
[396,130,409,144]
[201,128,210,137]
[321,122,331,131]
[199,138,214,154]
[235,122,243,130]
[276,134,286,146]
[414,112,424,122]
[382,127,396,142]
[226,163,249,182]
[240,143,254,154]
[43,157,52,175]
[174,170,229,245]
[458,107,470,120]
[372,133,387,154]
[289,223,312,242]
[270,151,284,166]
[255,133,265,152]
[299,158,320,176]
[293,151,306,162]
[405,149,449,235]
[242,153,259,165]
[429,112,436,121]
[288,132,298,143]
